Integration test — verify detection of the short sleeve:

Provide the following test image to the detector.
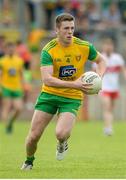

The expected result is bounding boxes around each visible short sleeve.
[19,58,24,67]
[40,50,53,66]
[88,44,98,61]
[118,54,125,66]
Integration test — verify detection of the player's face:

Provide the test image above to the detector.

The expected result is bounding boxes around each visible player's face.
[6,45,15,56]
[56,21,75,46]
[102,43,114,54]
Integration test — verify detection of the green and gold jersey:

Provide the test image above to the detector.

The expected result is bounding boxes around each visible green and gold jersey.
[0,55,24,91]
[40,37,98,100]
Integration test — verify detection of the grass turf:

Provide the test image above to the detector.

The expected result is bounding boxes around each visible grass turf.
[0,120,126,178]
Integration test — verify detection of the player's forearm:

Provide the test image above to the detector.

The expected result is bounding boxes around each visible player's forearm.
[20,71,25,87]
[96,60,106,77]
[95,54,106,77]
[43,76,76,89]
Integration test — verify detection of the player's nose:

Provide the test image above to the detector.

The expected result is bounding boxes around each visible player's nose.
[68,28,73,34]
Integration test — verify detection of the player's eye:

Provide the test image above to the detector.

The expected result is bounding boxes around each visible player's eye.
[64,27,69,30]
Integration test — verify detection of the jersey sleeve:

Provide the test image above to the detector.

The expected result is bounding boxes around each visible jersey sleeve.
[88,44,98,61]
[19,57,24,67]
[118,54,125,66]
[40,50,53,66]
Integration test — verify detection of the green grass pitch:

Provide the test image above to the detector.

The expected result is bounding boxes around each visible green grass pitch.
[1,120,126,178]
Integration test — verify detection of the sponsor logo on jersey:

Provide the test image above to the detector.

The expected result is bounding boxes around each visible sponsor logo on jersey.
[59,65,76,77]
[60,76,76,81]
[8,68,16,76]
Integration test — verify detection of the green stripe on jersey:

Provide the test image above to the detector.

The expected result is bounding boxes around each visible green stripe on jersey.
[46,43,57,52]
[74,41,89,46]
[74,38,89,46]
[43,40,57,52]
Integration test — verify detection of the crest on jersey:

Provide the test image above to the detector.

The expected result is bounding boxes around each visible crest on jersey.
[75,55,81,61]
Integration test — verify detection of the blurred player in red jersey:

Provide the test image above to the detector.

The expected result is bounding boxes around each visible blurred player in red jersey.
[93,38,126,135]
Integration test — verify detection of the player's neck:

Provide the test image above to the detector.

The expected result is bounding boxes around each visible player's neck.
[7,53,14,58]
[106,52,113,57]
[57,38,72,47]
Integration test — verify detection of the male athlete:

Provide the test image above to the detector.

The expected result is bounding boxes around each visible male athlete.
[0,42,24,133]
[93,38,126,135]
[21,13,106,170]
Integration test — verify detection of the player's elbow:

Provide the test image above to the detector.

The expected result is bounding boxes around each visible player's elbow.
[42,76,53,86]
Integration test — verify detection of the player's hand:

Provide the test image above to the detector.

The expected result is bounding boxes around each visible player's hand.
[73,77,93,93]
[81,83,93,94]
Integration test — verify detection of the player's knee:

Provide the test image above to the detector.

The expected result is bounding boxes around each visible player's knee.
[26,133,39,146]
[15,105,23,112]
[56,129,70,141]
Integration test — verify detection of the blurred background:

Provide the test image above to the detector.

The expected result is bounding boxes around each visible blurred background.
[0,0,126,121]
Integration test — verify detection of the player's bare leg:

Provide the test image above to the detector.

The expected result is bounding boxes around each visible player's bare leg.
[101,96,114,135]
[1,98,11,122]
[6,98,23,133]
[21,110,53,170]
[55,112,76,160]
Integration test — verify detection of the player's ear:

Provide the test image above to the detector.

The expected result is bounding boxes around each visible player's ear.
[55,27,58,34]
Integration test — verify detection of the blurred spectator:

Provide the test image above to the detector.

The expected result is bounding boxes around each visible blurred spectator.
[26,0,43,28]
[118,0,126,24]
[16,40,32,70]
[0,0,16,26]
[63,1,73,14]
[74,5,89,38]
[71,0,80,15]
[88,2,101,27]
[0,35,6,58]
[26,0,36,27]
[55,0,80,17]
[102,2,121,29]
[55,1,65,16]
[43,0,56,30]
[102,0,112,10]
[28,28,46,52]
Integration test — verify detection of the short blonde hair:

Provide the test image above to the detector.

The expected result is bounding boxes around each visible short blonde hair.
[55,13,75,27]
[103,38,114,45]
